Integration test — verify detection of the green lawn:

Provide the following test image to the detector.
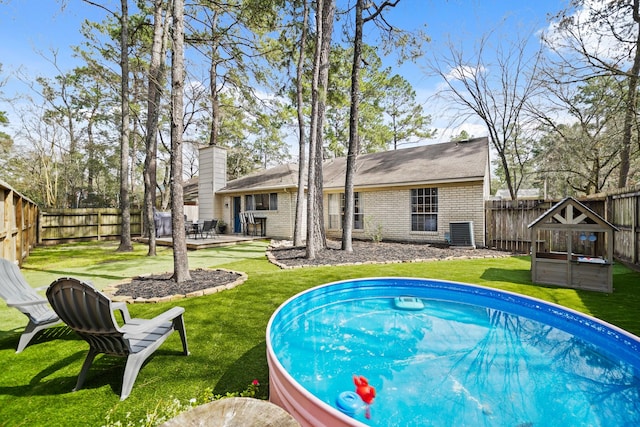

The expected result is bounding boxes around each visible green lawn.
[1,240,639,426]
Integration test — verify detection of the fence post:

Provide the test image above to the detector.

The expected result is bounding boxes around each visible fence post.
[97,211,102,241]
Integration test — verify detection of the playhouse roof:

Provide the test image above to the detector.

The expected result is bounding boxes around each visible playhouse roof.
[527,197,618,231]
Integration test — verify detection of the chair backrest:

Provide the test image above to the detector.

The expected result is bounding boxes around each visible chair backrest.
[202,220,213,231]
[247,212,256,224]
[46,277,130,356]
[0,258,53,322]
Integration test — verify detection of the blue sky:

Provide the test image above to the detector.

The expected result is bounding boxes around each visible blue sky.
[0,0,569,142]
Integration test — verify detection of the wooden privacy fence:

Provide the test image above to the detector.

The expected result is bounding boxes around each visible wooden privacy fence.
[486,198,607,253]
[607,188,640,265]
[485,199,553,253]
[0,180,39,265]
[39,208,143,245]
[485,192,640,268]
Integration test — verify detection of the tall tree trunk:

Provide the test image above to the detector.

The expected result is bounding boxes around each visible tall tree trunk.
[294,0,309,247]
[342,0,365,252]
[618,0,640,188]
[306,0,334,259]
[208,10,220,146]
[87,108,96,190]
[117,0,132,252]
[144,0,167,257]
[170,0,191,282]
[342,0,398,250]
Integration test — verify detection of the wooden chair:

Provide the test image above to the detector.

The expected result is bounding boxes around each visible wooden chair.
[46,277,189,400]
[0,258,61,353]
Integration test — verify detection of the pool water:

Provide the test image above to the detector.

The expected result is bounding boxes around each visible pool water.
[268,278,640,426]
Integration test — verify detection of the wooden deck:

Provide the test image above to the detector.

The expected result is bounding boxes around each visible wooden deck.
[139,234,267,250]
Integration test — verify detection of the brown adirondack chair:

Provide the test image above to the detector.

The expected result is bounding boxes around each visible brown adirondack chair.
[0,258,61,353]
[46,277,189,400]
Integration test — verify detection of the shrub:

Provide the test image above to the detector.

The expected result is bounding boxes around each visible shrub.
[364,215,383,243]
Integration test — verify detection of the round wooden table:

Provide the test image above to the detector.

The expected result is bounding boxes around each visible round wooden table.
[160,397,301,427]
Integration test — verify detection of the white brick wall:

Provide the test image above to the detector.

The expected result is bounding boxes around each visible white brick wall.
[325,182,486,246]
[213,183,485,246]
[214,190,299,239]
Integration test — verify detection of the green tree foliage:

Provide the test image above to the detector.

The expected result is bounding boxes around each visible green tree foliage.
[382,74,435,149]
[10,63,119,208]
[324,45,432,157]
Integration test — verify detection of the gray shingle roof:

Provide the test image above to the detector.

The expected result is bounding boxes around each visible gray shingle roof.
[217,163,300,193]
[323,137,488,189]
[217,137,489,193]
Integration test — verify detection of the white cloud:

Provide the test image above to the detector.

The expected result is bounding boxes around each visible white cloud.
[444,65,486,82]
[543,0,636,66]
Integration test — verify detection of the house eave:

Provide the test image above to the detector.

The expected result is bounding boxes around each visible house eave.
[216,184,300,195]
[323,176,487,192]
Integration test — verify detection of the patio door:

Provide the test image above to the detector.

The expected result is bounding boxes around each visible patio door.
[233,197,242,233]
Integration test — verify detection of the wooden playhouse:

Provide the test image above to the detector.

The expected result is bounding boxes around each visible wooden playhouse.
[527,197,617,293]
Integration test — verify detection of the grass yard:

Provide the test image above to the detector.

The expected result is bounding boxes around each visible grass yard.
[1,240,639,426]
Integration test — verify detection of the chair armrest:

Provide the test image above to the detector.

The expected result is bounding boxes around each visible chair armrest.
[112,301,132,323]
[6,298,49,308]
[122,306,185,335]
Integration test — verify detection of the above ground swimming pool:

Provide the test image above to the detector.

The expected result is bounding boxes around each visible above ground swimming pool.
[266,277,640,427]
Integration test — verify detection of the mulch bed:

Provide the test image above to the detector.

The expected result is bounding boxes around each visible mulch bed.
[267,239,512,268]
[113,268,243,300]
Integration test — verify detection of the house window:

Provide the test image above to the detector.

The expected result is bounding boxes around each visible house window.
[411,188,438,231]
[328,192,363,229]
[245,193,277,211]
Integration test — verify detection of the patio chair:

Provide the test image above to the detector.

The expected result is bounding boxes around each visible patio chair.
[0,258,61,353]
[246,212,263,236]
[184,220,194,236]
[239,212,248,235]
[46,277,189,400]
[201,219,218,239]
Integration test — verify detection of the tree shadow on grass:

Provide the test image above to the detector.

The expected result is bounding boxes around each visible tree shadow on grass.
[214,341,269,399]
[0,337,185,398]
[479,267,532,285]
[0,325,78,353]
[20,267,124,282]
[0,350,87,397]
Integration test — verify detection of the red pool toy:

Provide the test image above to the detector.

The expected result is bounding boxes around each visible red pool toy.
[353,375,376,419]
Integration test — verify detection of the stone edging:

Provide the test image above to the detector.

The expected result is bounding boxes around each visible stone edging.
[266,245,511,270]
[102,268,248,304]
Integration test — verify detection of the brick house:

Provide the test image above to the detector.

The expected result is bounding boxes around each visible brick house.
[196,137,490,246]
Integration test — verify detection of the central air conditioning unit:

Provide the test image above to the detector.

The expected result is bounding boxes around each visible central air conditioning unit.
[449,221,475,249]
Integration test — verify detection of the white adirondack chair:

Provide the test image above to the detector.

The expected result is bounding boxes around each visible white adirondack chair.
[0,258,61,353]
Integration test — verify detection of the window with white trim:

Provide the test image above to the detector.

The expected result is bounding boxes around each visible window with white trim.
[411,188,438,231]
[245,193,278,211]
[328,192,363,229]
